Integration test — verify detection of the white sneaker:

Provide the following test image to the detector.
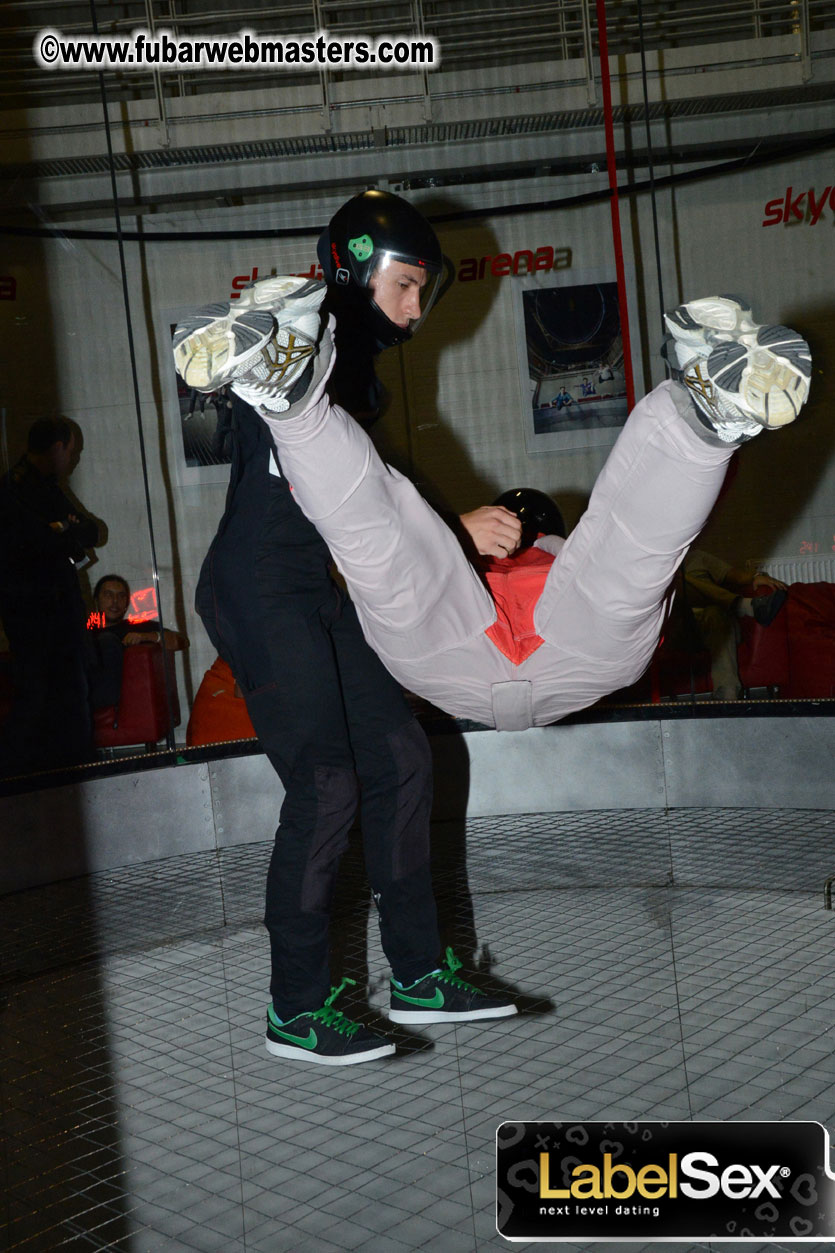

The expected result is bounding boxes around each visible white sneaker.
[663,296,811,441]
[173,277,326,403]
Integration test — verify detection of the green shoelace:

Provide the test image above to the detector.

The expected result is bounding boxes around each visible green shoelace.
[308,976,361,1037]
[431,947,478,993]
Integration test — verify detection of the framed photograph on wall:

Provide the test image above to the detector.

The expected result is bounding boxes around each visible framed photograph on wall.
[512,269,638,455]
[160,306,235,486]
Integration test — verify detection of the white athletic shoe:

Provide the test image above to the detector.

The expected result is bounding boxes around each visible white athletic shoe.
[172,277,327,409]
[663,296,811,441]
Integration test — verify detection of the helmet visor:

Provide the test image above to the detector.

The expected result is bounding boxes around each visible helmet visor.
[366,250,442,337]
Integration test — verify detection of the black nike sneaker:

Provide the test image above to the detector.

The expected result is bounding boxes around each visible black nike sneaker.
[388,948,518,1025]
[266,977,395,1065]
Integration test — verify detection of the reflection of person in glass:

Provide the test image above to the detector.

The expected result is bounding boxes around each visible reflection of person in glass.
[180,382,235,468]
[667,550,788,700]
[92,575,188,650]
[0,417,99,774]
[86,574,188,712]
[174,191,518,1068]
[177,290,810,738]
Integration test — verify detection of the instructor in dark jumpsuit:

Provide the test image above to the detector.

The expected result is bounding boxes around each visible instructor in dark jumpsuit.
[189,192,517,1065]
[196,387,441,1016]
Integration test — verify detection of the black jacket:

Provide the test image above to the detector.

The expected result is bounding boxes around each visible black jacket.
[0,456,97,608]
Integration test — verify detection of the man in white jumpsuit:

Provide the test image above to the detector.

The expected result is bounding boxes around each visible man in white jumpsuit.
[175,284,811,732]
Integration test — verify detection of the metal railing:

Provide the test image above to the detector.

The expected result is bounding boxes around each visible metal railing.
[0,0,832,113]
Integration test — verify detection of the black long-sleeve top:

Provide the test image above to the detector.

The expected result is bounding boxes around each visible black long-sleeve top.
[0,456,97,603]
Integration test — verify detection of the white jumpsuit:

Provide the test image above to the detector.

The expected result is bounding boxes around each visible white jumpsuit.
[261,349,735,730]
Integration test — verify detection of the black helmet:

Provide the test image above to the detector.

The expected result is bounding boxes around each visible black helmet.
[317,189,443,348]
[493,488,566,546]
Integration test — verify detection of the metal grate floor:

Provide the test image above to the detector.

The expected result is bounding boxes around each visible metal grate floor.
[3,808,835,1252]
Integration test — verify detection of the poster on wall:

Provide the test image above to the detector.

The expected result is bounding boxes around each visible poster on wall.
[173,338,235,471]
[161,307,235,486]
[513,270,636,455]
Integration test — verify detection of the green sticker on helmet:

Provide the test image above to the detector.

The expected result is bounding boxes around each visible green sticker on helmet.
[348,234,374,262]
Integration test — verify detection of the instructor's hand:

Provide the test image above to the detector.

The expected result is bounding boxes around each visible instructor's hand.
[459,506,522,558]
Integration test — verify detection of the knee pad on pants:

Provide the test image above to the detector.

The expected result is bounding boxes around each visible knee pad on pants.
[299,763,359,912]
[386,719,433,882]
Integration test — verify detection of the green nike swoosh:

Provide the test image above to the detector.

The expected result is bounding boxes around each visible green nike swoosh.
[393,987,445,1009]
[269,1025,319,1050]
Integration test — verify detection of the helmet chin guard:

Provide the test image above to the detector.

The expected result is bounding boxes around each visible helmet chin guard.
[318,189,443,348]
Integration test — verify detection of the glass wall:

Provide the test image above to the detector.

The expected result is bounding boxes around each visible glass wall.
[2,0,835,785]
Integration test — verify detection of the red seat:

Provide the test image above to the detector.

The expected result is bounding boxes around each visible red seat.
[782,582,835,699]
[646,588,788,701]
[631,583,835,702]
[737,608,790,694]
[93,644,180,749]
[186,656,256,747]
[648,647,713,701]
